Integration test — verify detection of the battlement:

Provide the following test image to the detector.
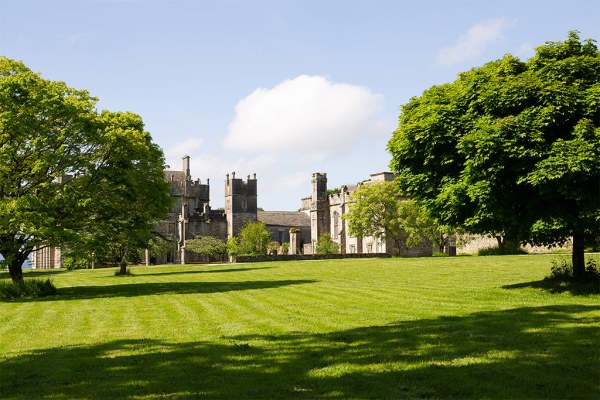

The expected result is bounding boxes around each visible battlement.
[225,172,257,196]
[225,172,258,237]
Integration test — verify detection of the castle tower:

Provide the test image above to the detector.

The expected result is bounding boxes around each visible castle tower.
[310,173,330,243]
[225,172,257,238]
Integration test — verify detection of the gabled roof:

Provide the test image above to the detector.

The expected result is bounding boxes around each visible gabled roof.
[257,211,310,228]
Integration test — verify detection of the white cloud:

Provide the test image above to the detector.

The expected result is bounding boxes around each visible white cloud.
[269,171,311,193]
[223,75,386,157]
[437,19,508,66]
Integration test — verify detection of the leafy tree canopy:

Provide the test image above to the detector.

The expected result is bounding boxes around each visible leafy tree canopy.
[236,221,271,256]
[344,178,443,254]
[315,233,340,255]
[186,236,227,262]
[387,31,599,278]
[0,57,171,282]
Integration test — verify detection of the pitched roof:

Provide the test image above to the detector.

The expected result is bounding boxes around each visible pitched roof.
[164,170,186,182]
[257,211,310,228]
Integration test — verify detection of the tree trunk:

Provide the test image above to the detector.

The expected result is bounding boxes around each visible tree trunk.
[118,260,127,275]
[572,231,585,281]
[8,263,24,285]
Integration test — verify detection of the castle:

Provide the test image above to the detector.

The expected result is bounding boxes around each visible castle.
[31,155,430,269]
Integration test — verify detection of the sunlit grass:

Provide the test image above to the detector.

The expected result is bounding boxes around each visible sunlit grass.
[0,255,598,399]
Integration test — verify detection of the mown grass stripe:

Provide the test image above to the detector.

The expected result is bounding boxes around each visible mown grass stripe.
[1,256,598,400]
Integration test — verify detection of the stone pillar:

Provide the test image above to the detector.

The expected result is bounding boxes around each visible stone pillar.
[145,249,150,266]
[289,229,298,255]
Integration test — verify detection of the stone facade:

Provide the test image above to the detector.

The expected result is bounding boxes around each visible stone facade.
[30,158,432,269]
[301,172,433,257]
[257,211,311,249]
[225,173,257,238]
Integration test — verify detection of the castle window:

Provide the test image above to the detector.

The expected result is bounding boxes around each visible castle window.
[333,212,340,239]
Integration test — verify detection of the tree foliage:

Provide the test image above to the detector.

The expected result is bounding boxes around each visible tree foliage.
[387,32,599,279]
[315,233,340,254]
[186,236,227,262]
[235,221,271,256]
[344,179,440,254]
[0,57,171,281]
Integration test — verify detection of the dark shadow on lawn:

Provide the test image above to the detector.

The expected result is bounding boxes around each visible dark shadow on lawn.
[0,269,67,280]
[1,305,598,399]
[503,279,600,295]
[9,279,316,302]
[130,266,274,277]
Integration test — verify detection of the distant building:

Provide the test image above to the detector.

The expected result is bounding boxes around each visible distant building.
[300,172,432,256]
[31,157,430,269]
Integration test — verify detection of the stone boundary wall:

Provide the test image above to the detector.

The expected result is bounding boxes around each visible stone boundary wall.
[232,253,392,263]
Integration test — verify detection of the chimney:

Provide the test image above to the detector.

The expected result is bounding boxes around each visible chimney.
[182,155,190,180]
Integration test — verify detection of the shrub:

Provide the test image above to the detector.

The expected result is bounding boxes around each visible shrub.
[477,246,528,256]
[238,221,271,256]
[267,241,280,255]
[62,253,92,270]
[280,242,290,255]
[186,236,228,261]
[546,257,600,290]
[0,278,57,300]
[315,233,340,254]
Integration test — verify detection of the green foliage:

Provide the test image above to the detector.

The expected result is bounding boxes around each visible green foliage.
[62,252,93,270]
[226,237,240,257]
[388,31,599,278]
[477,246,528,256]
[237,221,271,256]
[0,278,57,300]
[0,57,172,283]
[185,236,227,262]
[344,178,444,254]
[548,257,600,282]
[315,233,340,254]
[280,242,290,255]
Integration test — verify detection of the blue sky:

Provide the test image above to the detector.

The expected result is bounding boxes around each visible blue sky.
[1,0,598,210]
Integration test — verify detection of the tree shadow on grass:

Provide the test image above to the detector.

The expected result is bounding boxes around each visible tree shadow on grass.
[130,266,274,277]
[502,279,600,296]
[5,279,317,302]
[1,305,598,399]
[0,269,67,280]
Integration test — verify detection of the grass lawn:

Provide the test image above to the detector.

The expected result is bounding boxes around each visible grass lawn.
[0,255,599,399]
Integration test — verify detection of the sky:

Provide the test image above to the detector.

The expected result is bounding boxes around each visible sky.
[1,0,598,210]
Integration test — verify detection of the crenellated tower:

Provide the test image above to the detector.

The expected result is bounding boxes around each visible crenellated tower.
[225,172,258,238]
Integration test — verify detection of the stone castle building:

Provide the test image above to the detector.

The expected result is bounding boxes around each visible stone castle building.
[299,172,432,256]
[30,156,429,269]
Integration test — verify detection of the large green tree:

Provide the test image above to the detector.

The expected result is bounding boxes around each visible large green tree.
[0,57,171,282]
[388,32,599,279]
